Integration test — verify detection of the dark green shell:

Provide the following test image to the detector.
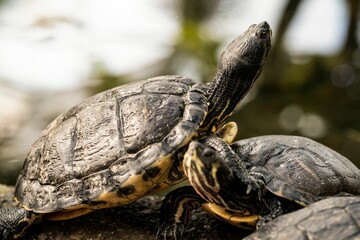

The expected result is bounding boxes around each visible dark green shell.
[15,75,209,213]
[231,135,360,206]
[244,196,360,240]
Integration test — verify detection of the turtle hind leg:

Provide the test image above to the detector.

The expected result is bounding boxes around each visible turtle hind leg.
[157,186,204,240]
[0,205,39,239]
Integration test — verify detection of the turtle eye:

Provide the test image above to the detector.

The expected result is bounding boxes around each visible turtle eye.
[257,28,268,39]
[202,148,215,159]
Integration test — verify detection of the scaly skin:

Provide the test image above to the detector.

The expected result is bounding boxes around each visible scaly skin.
[0,206,39,239]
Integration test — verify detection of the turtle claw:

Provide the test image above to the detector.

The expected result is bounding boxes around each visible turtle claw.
[255,201,282,229]
[157,187,203,240]
[0,224,10,240]
[255,216,269,229]
[246,170,267,202]
[156,223,186,240]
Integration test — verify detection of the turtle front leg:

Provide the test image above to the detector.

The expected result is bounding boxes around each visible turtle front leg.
[255,194,302,229]
[241,168,267,203]
[0,205,39,239]
[202,136,267,204]
[157,186,205,240]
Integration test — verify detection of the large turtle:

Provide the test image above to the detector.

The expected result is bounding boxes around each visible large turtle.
[0,21,272,239]
[160,134,360,237]
[244,196,360,240]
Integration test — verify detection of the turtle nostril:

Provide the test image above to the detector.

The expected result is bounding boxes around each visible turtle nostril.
[258,21,269,29]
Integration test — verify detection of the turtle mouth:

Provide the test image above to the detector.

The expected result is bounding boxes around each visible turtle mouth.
[202,203,258,230]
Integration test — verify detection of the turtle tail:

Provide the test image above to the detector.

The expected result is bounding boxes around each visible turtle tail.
[0,205,39,239]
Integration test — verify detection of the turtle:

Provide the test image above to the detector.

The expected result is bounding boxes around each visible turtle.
[243,196,360,240]
[158,134,360,238]
[0,21,272,239]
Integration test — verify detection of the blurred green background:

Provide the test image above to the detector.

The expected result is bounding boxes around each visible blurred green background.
[0,0,359,184]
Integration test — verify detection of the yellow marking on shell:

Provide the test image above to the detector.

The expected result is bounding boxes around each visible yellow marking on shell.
[19,136,189,217]
[92,191,130,208]
[271,184,285,198]
[202,203,258,230]
[44,208,94,221]
[153,130,199,191]
[297,159,320,181]
[216,121,238,144]
[16,197,90,214]
[151,158,188,192]
[94,154,173,207]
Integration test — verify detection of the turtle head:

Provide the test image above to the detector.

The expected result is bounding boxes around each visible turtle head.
[183,138,262,229]
[201,22,272,133]
[183,141,233,207]
[225,21,272,66]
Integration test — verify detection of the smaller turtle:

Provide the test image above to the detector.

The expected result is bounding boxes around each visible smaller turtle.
[158,134,360,238]
[243,196,360,240]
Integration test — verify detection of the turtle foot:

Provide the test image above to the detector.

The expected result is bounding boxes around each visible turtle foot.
[156,222,186,240]
[0,206,38,239]
[245,170,267,202]
[157,186,204,240]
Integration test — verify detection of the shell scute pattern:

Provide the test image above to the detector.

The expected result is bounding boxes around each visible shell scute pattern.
[232,135,360,205]
[142,76,191,95]
[56,180,83,209]
[244,197,360,240]
[120,93,184,153]
[81,171,113,203]
[15,76,208,212]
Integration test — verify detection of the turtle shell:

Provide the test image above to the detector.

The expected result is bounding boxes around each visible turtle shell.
[243,196,360,240]
[15,75,209,213]
[231,135,360,206]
